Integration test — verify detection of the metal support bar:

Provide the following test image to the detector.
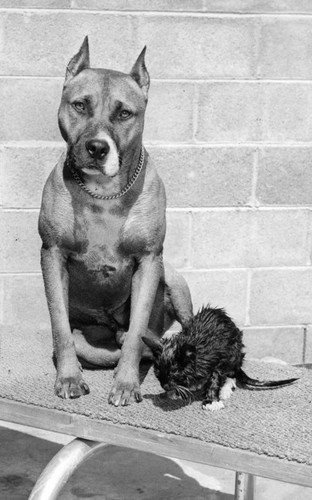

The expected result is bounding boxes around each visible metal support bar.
[29,437,257,500]
[29,438,108,500]
[235,472,255,500]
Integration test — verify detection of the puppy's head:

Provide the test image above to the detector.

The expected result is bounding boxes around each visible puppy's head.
[142,335,197,401]
[58,37,149,177]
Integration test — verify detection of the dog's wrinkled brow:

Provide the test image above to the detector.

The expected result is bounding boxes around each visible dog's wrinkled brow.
[70,94,92,103]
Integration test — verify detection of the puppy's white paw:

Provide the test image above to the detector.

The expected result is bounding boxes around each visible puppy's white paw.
[220,377,236,400]
[202,400,224,411]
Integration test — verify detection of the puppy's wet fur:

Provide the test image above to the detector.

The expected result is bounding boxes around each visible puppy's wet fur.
[143,305,298,411]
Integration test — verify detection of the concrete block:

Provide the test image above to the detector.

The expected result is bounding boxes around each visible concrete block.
[137,16,256,79]
[1,211,41,273]
[257,147,312,206]
[4,0,311,12]
[164,211,191,268]
[2,274,50,327]
[243,327,304,364]
[202,0,312,13]
[258,18,312,79]
[263,84,312,142]
[1,144,64,209]
[0,1,70,6]
[305,326,312,363]
[249,268,312,325]
[196,83,263,143]
[152,146,254,208]
[250,209,309,267]
[191,210,250,268]
[181,269,248,325]
[191,209,309,268]
[0,12,136,76]
[72,0,204,10]
[0,78,193,142]
[144,82,194,143]
[0,79,62,141]
[1,144,258,211]
[0,278,3,325]
[0,151,3,209]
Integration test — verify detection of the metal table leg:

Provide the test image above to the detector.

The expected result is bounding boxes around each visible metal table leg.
[235,472,255,500]
[29,438,108,500]
[29,438,256,500]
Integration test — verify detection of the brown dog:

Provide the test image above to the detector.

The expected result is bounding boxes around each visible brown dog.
[39,37,193,406]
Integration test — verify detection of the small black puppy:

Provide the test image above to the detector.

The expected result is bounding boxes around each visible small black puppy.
[142,305,298,411]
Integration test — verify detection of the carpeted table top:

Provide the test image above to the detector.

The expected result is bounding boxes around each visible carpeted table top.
[0,326,311,466]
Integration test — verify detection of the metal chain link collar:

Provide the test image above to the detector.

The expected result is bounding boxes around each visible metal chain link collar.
[68,147,145,201]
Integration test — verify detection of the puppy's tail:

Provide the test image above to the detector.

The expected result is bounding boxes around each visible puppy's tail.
[237,368,298,389]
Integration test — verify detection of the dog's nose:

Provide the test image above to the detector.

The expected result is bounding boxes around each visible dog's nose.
[86,139,110,160]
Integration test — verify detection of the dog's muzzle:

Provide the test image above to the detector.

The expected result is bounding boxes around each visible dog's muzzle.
[86,139,110,160]
[81,135,120,177]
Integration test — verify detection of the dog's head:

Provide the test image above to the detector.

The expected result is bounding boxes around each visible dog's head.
[58,36,149,177]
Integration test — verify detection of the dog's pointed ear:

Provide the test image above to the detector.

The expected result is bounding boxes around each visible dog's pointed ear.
[142,336,162,357]
[65,36,90,83]
[130,46,150,100]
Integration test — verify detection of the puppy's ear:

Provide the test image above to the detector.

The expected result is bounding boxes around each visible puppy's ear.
[130,46,150,100]
[142,336,162,358]
[65,36,90,83]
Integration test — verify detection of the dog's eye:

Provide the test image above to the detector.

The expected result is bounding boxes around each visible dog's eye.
[119,110,132,120]
[72,101,86,113]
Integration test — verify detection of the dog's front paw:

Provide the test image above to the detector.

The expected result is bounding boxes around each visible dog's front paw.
[108,368,142,406]
[54,374,90,399]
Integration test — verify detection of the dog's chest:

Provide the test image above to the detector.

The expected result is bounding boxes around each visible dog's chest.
[66,205,128,270]
[64,203,141,311]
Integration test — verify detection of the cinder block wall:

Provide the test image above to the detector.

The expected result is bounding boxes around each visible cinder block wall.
[1,1,312,364]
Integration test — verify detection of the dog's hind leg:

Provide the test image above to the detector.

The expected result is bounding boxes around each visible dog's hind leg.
[144,262,193,347]
[163,261,193,328]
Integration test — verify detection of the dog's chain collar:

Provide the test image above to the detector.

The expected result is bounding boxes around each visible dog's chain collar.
[68,147,145,201]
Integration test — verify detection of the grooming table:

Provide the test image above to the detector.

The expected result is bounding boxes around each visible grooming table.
[0,327,311,499]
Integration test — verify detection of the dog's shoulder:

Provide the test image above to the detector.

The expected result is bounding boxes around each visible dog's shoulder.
[39,153,74,247]
[141,154,166,204]
[120,154,166,255]
[41,152,69,200]
[123,152,166,216]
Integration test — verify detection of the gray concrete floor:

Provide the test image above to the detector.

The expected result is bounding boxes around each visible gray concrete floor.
[0,421,311,499]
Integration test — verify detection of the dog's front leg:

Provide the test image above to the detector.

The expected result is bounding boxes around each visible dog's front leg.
[108,253,162,406]
[41,246,89,398]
